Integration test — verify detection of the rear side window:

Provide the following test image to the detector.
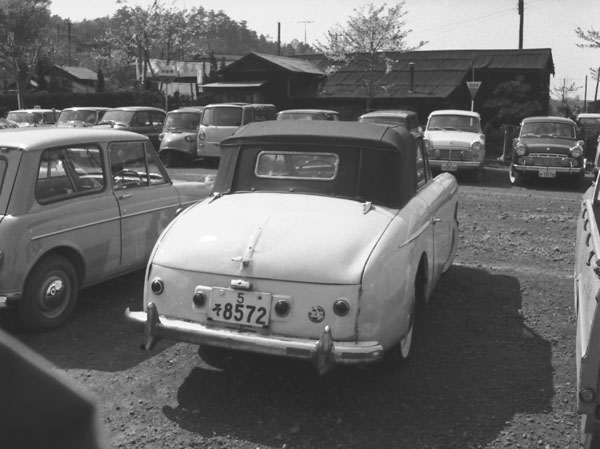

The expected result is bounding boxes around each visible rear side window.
[202,107,242,126]
[36,146,105,203]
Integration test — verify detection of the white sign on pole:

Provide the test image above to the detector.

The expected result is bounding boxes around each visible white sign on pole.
[466,81,482,99]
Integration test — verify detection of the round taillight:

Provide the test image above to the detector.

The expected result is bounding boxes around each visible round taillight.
[274,300,290,317]
[333,299,350,316]
[150,278,164,295]
[193,291,206,307]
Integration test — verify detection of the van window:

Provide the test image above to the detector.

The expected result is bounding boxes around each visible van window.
[202,107,242,127]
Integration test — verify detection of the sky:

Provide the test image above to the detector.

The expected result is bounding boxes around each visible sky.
[47,0,600,100]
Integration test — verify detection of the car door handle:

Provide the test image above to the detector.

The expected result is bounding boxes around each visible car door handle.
[432,217,442,224]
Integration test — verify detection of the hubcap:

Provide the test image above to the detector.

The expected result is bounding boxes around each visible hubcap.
[40,277,68,318]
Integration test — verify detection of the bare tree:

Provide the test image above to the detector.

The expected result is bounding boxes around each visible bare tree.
[316,1,426,111]
[0,0,52,107]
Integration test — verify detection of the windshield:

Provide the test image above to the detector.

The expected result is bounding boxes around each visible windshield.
[360,116,405,126]
[521,121,575,138]
[427,114,481,132]
[57,110,99,125]
[99,110,135,125]
[201,107,242,126]
[164,112,200,131]
[579,118,600,127]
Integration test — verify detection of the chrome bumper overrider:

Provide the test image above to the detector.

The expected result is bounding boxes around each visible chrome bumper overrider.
[125,302,384,375]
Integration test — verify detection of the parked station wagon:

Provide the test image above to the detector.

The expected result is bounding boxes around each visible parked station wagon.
[56,107,111,127]
[0,128,212,330]
[509,116,585,187]
[424,109,486,180]
[126,121,459,374]
[95,106,166,151]
[358,109,422,135]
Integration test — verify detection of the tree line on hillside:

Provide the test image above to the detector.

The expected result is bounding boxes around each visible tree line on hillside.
[0,0,314,106]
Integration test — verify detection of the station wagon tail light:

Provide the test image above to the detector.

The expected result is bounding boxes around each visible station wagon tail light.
[515,144,527,156]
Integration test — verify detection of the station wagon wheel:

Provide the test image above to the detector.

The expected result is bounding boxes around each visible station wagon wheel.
[18,255,79,331]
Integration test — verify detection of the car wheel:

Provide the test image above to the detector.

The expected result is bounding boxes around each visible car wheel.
[383,262,427,367]
[18,255,79,331]
[509,166,525,186]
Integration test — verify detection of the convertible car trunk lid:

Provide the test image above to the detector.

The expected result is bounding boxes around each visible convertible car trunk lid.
[152,192,394,284]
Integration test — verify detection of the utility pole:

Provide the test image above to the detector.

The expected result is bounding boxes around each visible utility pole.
[595,67,600,104]
[518,0,524,49]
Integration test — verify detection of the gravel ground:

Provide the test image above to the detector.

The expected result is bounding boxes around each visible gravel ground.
[3,166,590,449]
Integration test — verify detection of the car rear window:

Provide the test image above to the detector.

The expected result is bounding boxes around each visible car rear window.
[255,151,339,180]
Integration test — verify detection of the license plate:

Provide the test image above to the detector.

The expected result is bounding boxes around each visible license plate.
[209,288,272,327]
[441,162,458,171]
[539,167,556,178]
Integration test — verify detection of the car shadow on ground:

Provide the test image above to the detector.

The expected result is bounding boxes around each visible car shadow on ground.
[162,265,553,448]
[1,269,169,372]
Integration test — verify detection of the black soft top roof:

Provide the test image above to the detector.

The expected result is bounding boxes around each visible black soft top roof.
[216,121,417,208]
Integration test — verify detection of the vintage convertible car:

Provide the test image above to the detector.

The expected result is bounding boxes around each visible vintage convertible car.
[575,173,600,448]
[0,128,212,330]
[126,121,459,374]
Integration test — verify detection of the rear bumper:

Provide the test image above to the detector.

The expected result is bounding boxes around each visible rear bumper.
[125,303,384,374]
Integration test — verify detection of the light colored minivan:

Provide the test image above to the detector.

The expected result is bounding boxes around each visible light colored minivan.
[197,103,276,159]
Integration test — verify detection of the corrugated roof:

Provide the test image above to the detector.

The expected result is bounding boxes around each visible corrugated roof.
[56,65,97,80]
[294,48,553,99]
[225,52,324,75]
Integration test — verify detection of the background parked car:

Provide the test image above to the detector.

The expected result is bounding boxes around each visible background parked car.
[509,116,585,188]
[0,118,18,130]
[424,109,486,181]
[56,107,111,127]
[126,120,458,375]
[358,109,422,135]
[0,128,212,331]
[576,112,600,168]
[197,103,276,160]
[158,106,204,167]
[94,106,166,150]
[276,109,340,121]
[7,108,61,127]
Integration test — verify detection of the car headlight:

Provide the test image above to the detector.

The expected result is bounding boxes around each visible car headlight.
[571,144,583,158]
[198,131,205,141]
[158,133,164,141]
[424,139,432,151]
[516,144,527,156]
[471,141,483,152]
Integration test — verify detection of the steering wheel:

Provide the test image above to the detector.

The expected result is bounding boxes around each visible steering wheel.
[113,169,143,187]
[298,159,336,176]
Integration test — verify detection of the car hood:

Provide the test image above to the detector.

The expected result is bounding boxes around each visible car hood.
[425,129,480,145]
[521,136,575,151]
[152,193,395,284]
